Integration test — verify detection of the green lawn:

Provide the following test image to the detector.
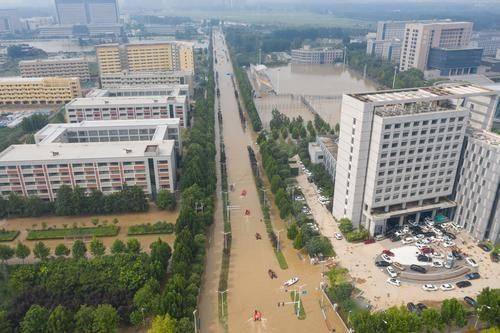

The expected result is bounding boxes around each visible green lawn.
[0,230,20,242]
[290,291,306,320]
[275,250,289,270]
[27,226,119,240]
[171,9,373,28]
[127,221,174,235]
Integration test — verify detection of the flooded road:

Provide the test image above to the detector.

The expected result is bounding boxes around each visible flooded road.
[197,28,338,333]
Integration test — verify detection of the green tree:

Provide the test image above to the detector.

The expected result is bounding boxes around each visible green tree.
[33,241,50,261]
[92,304,119,333]
[47,305,73,333]
[89,238,106,257]
[477,287,500,327]
[421,308,444,333]
[148,314,176,333]
[110,239,126,254]
[156,190,177,211]
[54,185,75,216]
[15,242,30,263]
[287,222,298,240]
[20,305,49,333]
[54,243,70,257]
[127,238,141,254]
[74,305,94,333]
[0,245,14,264]
[0,310,12,333]
[293,230,303,249]
[270,175,282,193]
[441,298,467,329]
[72,240,87,259]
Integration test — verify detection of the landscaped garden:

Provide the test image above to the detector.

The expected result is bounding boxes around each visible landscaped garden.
[0,230,20,242]
[26,225,120,240]
[127,221,174,235]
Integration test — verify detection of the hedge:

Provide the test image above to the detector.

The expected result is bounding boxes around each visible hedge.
[27,226,119,240]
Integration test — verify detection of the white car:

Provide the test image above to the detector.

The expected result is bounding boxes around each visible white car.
[387,278,401,287]
[465,257,479,267]
[319,195,329,201]
[334,233,343,240]
[415,234,425,240]
[387,266,398,278]
[443,241,455,248]
[432,261,443,268]
[440,283,455,291]
[283,277,299,287]
[432,252,444,259]
[415,242,425,250]
[381,254,392,263]
[402,237,414,244]
[422,284,438,291]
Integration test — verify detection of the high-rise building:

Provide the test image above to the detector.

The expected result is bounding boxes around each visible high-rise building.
[55,0,119,25]
[0,9,23,34]
[19,58,91,81]
[399,21,473,72]
[96,42,194,75]
[332,84,497,236]
[0,77,81,105]
[471,31,500,57]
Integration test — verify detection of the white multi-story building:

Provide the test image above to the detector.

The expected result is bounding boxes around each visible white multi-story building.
[99,70,193,92]
[34,118,182,152]
[308,136,338,182]
[399,21,473,72]
[332,84,496,236]
[86,84,190,101]
[291,47,344,65]
[65,96,188,127]
[0,140,175,200]
[454,128,500,243]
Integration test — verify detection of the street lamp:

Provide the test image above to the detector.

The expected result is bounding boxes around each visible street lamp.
[193,309,198,333]
[474,305,491,329]
[392,66,398,89]
[222,231,231,250]
[218,289,229,319]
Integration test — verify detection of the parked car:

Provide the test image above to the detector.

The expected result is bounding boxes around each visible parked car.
[410,264,427,273]
[443,241,455,248]
[478,243,492,252]
[334,233,343,240]
[375,260,390,267]
[456,281,472,288]
[407,302,418,313]
[375,234,386,241]
[432,261,443,268]
[294,195,305,201]
[417,303,428,311]
[422,284,438,291]
[443,231,456,240]
[382,249,395,257]
[421,247,434,254]
[381,254,392,262]
[465,257,479,267]
[390,235,402,242]
[392,262,405,271]
[465,272,481,280]
[387,278,401,287]
[440,283,455,291]
[417,254,432,262]
[464,296,478,307]
[402,237,414,244]
[491,252,499,263]
[432,252,444,259]
[387,266,398,278]
[283,277,299,287]
[452,250,464,260]
[364,239,375,245]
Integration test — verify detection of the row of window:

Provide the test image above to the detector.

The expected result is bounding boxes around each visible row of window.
[384,117,464,130]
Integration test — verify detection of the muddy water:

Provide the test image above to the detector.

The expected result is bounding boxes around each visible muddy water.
[0,206,178,259]
[200,28,333,333]
[267,63,377,96]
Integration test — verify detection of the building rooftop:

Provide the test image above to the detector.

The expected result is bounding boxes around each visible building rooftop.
[100,69,193,77]
[19,58,86,64]
[66,95,186,107]
[467,127,500,146]
[349,84,496,104]
[319,136,338,158]
[0,140,174,163]
[85,84,189,98]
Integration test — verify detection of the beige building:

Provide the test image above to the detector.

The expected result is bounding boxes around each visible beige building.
[0,77,81,105]
[96,42,194,75]
[399,21,473,71]
[19,58,90,81]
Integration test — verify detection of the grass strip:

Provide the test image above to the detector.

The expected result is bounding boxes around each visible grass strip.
[290,291,307,320]
[0,230,20,242]
[127,221,174,235]
[27,226,119,240]
[275,250,289,269]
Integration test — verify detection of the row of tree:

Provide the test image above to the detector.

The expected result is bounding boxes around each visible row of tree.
[0,185,148,218]
[233,66,263,131]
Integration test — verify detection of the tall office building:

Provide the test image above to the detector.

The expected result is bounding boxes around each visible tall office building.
[96,42,194,76]
[332,84,497,236]
[399,21,473,72]
[55,0,119,25]
[0,9,23,34]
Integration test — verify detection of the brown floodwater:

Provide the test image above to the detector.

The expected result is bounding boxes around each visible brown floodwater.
[196,28,346,333]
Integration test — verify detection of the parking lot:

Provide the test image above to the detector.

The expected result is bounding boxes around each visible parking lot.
[295,172,500,310]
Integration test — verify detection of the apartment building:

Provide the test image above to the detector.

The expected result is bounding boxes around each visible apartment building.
[96,42,194,75]
[0,140,175,200]
[19,58,90,81]
[0,77,81,105]
[399,21,473,72]
[308,136,338,182]
[65,96,188,127]
[332,84,496,236]
[454,128,499,243]
[291,47,344,65]
[35,118,182,152]
[366,38,402,63]
[99,70,193,92]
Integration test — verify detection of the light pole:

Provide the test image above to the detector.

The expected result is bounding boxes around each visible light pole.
[193,309,198,333]
[276,229,284,252]
[474,305,491,329]
[222,231,231,250]
[392,66,398,89]
[296,284,307,317]
[218,289,229,319]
